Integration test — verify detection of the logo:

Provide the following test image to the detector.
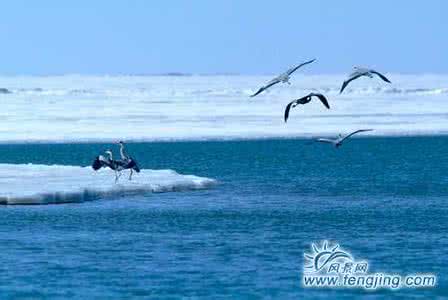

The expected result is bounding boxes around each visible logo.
[302,240,436,290]
[304,241,353,273]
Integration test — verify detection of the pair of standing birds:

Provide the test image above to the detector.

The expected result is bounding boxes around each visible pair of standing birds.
[92,141,140,182]
[250,59,390,146]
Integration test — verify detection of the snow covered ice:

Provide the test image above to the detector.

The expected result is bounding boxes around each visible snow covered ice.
[0,164,217,205]
[1,74,448,143]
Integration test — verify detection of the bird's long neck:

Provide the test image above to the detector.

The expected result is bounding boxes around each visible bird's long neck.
[119,144,128,160]
[107,152,113,160]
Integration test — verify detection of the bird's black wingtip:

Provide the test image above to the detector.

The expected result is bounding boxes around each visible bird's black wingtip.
[91,156,102,171]
[250,91,260,98]
[284,111,289,123]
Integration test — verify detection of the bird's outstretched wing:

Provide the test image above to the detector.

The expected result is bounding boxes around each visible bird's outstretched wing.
[340,129,373,143]
[250,78,281,97]
[340,73,363,94]
[310,93,330,109]
[284,100,298,123]
[286,59,316,76]
[129,158,140,172]
[316,138,335,144]
[92,156,103,170]
[284,93,312,122]
[371,70,391,83]
[92,155,112,170]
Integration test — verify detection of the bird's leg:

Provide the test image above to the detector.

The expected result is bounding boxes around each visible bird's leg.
[282,77,291,85]
[115,171,123,183]
[129,169,133,181]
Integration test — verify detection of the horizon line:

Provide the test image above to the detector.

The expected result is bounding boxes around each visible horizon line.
[1,71,448,77]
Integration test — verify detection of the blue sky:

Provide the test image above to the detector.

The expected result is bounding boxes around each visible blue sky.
[0,0,446,74]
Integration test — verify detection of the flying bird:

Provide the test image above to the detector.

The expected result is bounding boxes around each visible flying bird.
[340,67,391,94]
[284,93,330,122]
[250,59,316,97]
[316,129,373,148]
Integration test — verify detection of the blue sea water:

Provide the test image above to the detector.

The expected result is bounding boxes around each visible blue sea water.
[0,137,447,299]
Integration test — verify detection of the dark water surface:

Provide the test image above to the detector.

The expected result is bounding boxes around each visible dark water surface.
[0,137,447,299]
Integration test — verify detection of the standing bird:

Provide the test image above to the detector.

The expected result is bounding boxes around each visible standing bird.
[91,150,122,182]
[340,67,391,94]
[250,59,316,97]
[284,93,330,122]
[316,129,373,148]
[116,141,140,180]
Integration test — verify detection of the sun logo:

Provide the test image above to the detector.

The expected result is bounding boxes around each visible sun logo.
[304,241,352,273]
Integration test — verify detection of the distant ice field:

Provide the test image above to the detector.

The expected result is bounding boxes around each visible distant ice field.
[0,164,216,205]
[1,74,448,142]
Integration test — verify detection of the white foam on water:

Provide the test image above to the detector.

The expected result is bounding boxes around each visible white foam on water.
[0,164,217,205]
[1,74,448,142]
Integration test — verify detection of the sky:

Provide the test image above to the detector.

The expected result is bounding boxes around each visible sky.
[0,0,447,75]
